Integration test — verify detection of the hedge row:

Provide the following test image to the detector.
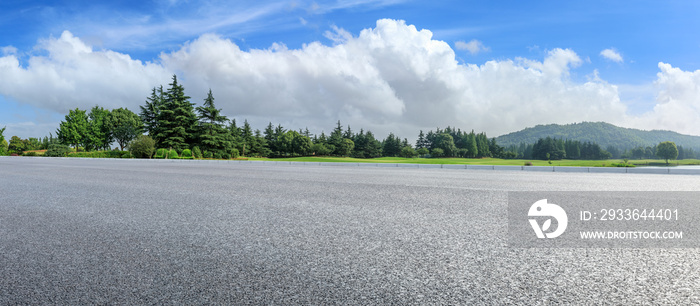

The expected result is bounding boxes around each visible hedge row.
[67,151,132,158]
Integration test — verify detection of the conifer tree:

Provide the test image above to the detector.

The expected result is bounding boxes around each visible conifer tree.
[196,89,232,156]
[140,85,165,143]
[156,75,197,151]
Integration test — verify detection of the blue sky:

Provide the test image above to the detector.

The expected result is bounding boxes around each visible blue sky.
[2,0,700,141]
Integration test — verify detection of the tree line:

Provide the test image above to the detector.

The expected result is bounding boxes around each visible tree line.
[42,75,505,159]
[0,74,691,163]
[503,136,685,164]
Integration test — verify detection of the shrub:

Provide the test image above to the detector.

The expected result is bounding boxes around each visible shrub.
[204,151,213,159]
[524,161,533,166]
[129,135,156,158]
[155,148,167,159]
[311,143,331,156]
[105,151,122,158]
[121,151,132,158]
[192,146,202,159]
[68,151,115,158]
[431,148,444,158]
[400,146,418,158]
[168,149,179,159]
[23,151,38,156]
[0,140,8,156]
[231,148,240,159]
[45,144,72,157]
[181,149,193,159]
[220,152,230,159]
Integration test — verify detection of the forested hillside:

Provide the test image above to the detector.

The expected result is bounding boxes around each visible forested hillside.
[496,122,700,151]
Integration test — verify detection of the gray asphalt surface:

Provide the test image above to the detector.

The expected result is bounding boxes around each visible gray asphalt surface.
[1,157,700,304]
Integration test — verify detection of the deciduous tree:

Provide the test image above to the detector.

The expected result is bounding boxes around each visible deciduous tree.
[86,106,112,151]
[656,141,678,165]
[57,108,89,150]
[110,108,143,151]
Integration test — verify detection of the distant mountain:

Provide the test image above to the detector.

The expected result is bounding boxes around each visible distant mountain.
[496,122,700,150]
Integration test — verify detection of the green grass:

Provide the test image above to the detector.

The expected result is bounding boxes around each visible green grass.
[247,156,700,167]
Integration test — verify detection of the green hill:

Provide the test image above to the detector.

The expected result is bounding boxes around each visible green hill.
[496,122,700,150]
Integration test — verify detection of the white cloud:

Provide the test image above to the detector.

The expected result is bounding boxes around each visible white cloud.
[623,63,700,135]
[600,48,623,63]
[323,25,353,44]
[455,39,489,55]
[1,46,17,55]
[0,31,171,114]
[1,19,699,141]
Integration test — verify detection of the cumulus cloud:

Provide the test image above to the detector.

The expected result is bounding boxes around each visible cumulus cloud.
[455,39,489,55]
[0,31,170,115]
[624,63,700,136]
[600,48,623,63]
[1,19,699,140]
[160,20,625,137]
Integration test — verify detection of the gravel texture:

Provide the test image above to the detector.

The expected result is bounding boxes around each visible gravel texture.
[1,157,700,304]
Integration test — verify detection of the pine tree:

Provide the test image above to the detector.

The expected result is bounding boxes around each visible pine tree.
[416,130,429,149]
[467,130,478,158]
[382,133,401,157]
[272,124,285,156]
[329,120,344,155]
[228,119,242,152]
[252,129,267,156]
[240,119,254,156]
[343,125,353,139]
[263,122,275,154]
[156,75,198,152]
[364,131,383,158]
[196,89,232,156]
[140,86,165,144]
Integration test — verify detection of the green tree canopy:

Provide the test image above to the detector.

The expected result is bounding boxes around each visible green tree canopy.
[339,138,355,157]
[382,133,401,157]
[240,120,254,156]
[8,136,27,154]
[140,85,165,143]
[156,75,197,152]
[110,107,143,151]
[433,133,456,157]
[291,132,312,156]
[656,141,678,165]
[0,127,7,155]
[196,89,232,156]
[57,108,89,150]
[400,146,418,158]
[129,134,156,158]
[86,106,112,151]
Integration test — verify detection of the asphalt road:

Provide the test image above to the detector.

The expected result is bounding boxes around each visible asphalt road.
[1,157,700,304]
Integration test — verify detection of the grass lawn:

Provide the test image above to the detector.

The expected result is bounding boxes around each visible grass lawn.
[247,156,700,167]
